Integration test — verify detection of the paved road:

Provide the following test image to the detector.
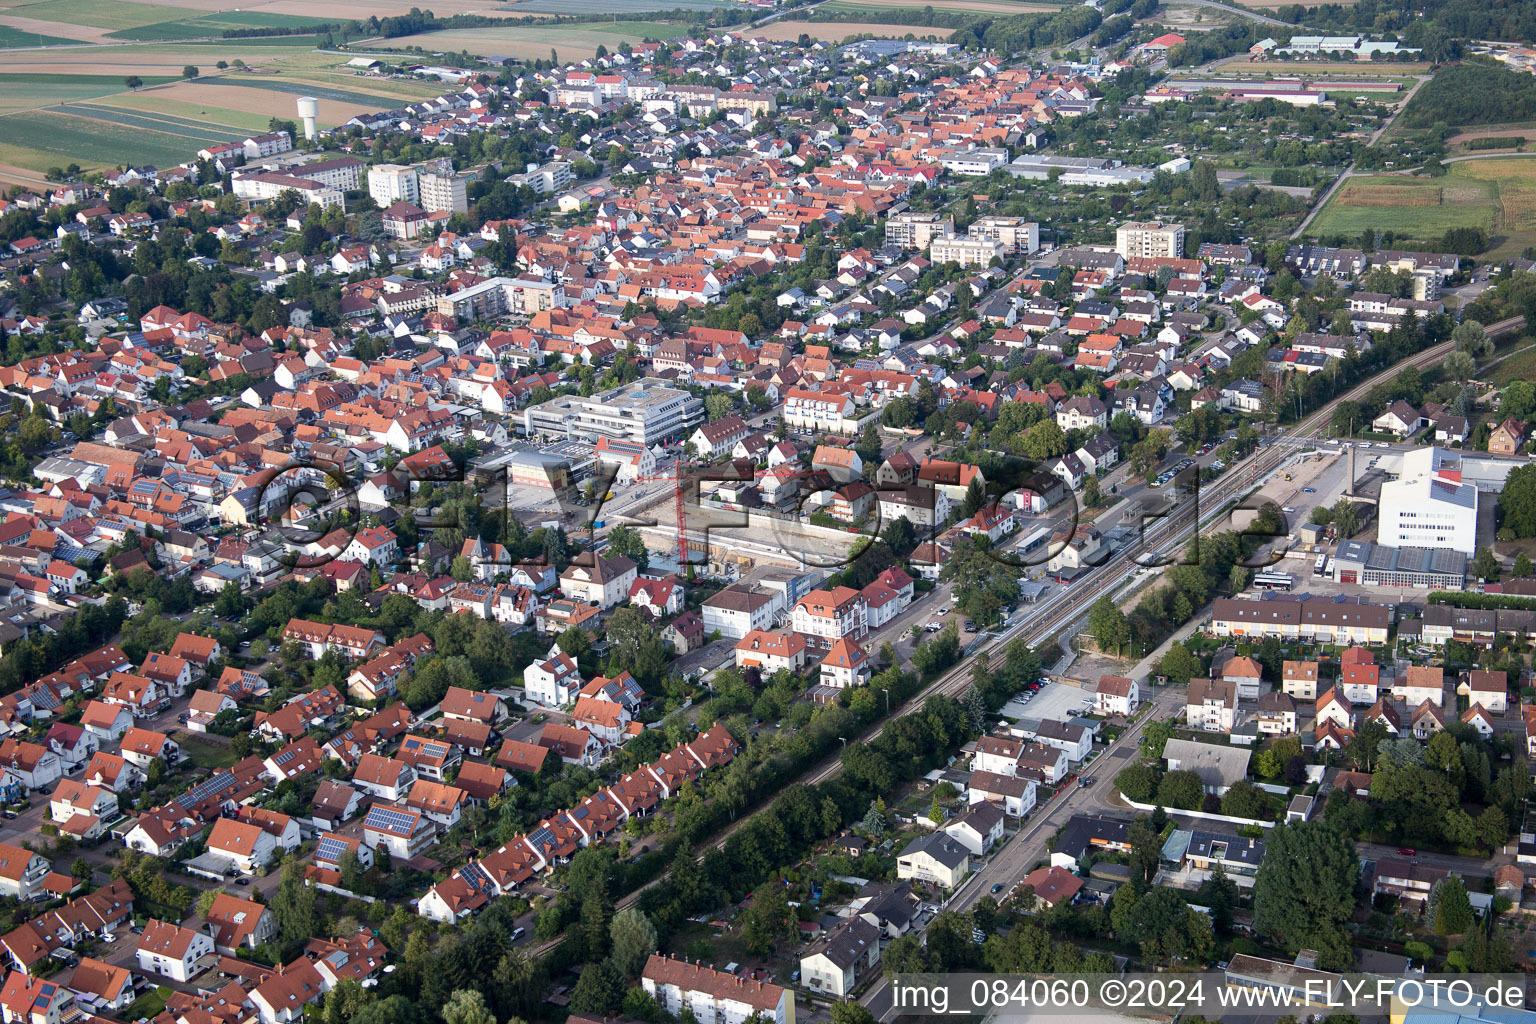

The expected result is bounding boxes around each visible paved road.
[859,688,1187,1021]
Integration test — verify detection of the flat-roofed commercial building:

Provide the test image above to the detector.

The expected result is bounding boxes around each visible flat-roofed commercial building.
[521,378,703,445]
[1333,540,1466,590]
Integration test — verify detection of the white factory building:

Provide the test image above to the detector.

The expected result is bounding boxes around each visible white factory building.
[1376,448,1479,555]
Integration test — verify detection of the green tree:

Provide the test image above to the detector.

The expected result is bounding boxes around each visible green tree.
[704,392,735,421]
[1252,821,1359,968]
[270,856,317,950]
[1156,770,1203,809]
[1431,874,1474,935]
[610,907,658,978]
[1515,552,1534,578]
[1158,643,1202,685]
[182,65,199,79]
[195,887,222,919]
[322,979,374,1024]
[607,523,650,572]
[1018,419,1068,460]
[1331,499,1360,539]
[830,1001,877,1024]
[441,989,496,1024]
[1114,761,1156,802]
[569,959,625,1015]
[1127,886,1213,964]
[1088,597,1130,656]
[1502,465,1536,538]
[125,75,143,90]
[1473,546,1502,581]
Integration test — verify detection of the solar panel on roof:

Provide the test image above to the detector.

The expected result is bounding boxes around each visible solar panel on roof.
[365,806,419,834]
[316,835,349,863]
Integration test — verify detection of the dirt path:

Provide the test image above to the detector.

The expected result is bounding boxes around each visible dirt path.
[0,161,55,189]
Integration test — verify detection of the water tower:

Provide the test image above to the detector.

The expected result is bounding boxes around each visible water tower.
[296,96,319,141]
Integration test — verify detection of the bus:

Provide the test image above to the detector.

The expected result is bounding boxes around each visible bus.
[1324,557,1335,579]
[1313,553,1327,578]
[1253,571,1295,591]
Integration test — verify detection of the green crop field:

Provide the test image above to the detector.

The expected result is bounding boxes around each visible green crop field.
[0,109,211,168]
[102,92,274,132]
[1308,158,1536,257]
[59,102,247,141]
[0,23,76,46]
[109,11,337,41]
[1307,174,1493,240]
[0,73,176,111]
[5,0,193,30]
[378,20,688,59]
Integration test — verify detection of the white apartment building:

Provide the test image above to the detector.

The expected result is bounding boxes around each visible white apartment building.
[969,216,1040,255]
[702,584,784,640]
[782,389,858,434]
[231,173,343,210]
[242,131,292,160]
[420,169,469,214]
[289,156,363,192]
[367,164,419,207]
[642,956,794,1024]
[930,235,1006,267]
[885,211,954,249]
[1116,220,1185,260]
[791,587,868,641]
[512,160,573,195]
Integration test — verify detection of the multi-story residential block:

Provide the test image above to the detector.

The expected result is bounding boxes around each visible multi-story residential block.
[791,587,868,641]
[885,211,954,249]
[969,216,1040,254]
[929,234,1005,267]
[367,164,419,207]
[1115,220,1185,259]
[1186,677,1237,732]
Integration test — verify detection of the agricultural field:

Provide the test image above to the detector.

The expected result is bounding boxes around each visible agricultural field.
[1308,158,1536,257]
[0,19,92,44]
[750,17,957,40]
[817,0,1068,13]
[0,0,196,31]
[109,10,337,41]
[0,72,177,111]
[0,109,221,169]
[0,47,442,184]
[1308,176,1492,239]
[377,20,690,59]
[503,0,732,10]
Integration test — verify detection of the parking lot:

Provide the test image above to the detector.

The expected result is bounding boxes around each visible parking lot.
[997,680,1092,724]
